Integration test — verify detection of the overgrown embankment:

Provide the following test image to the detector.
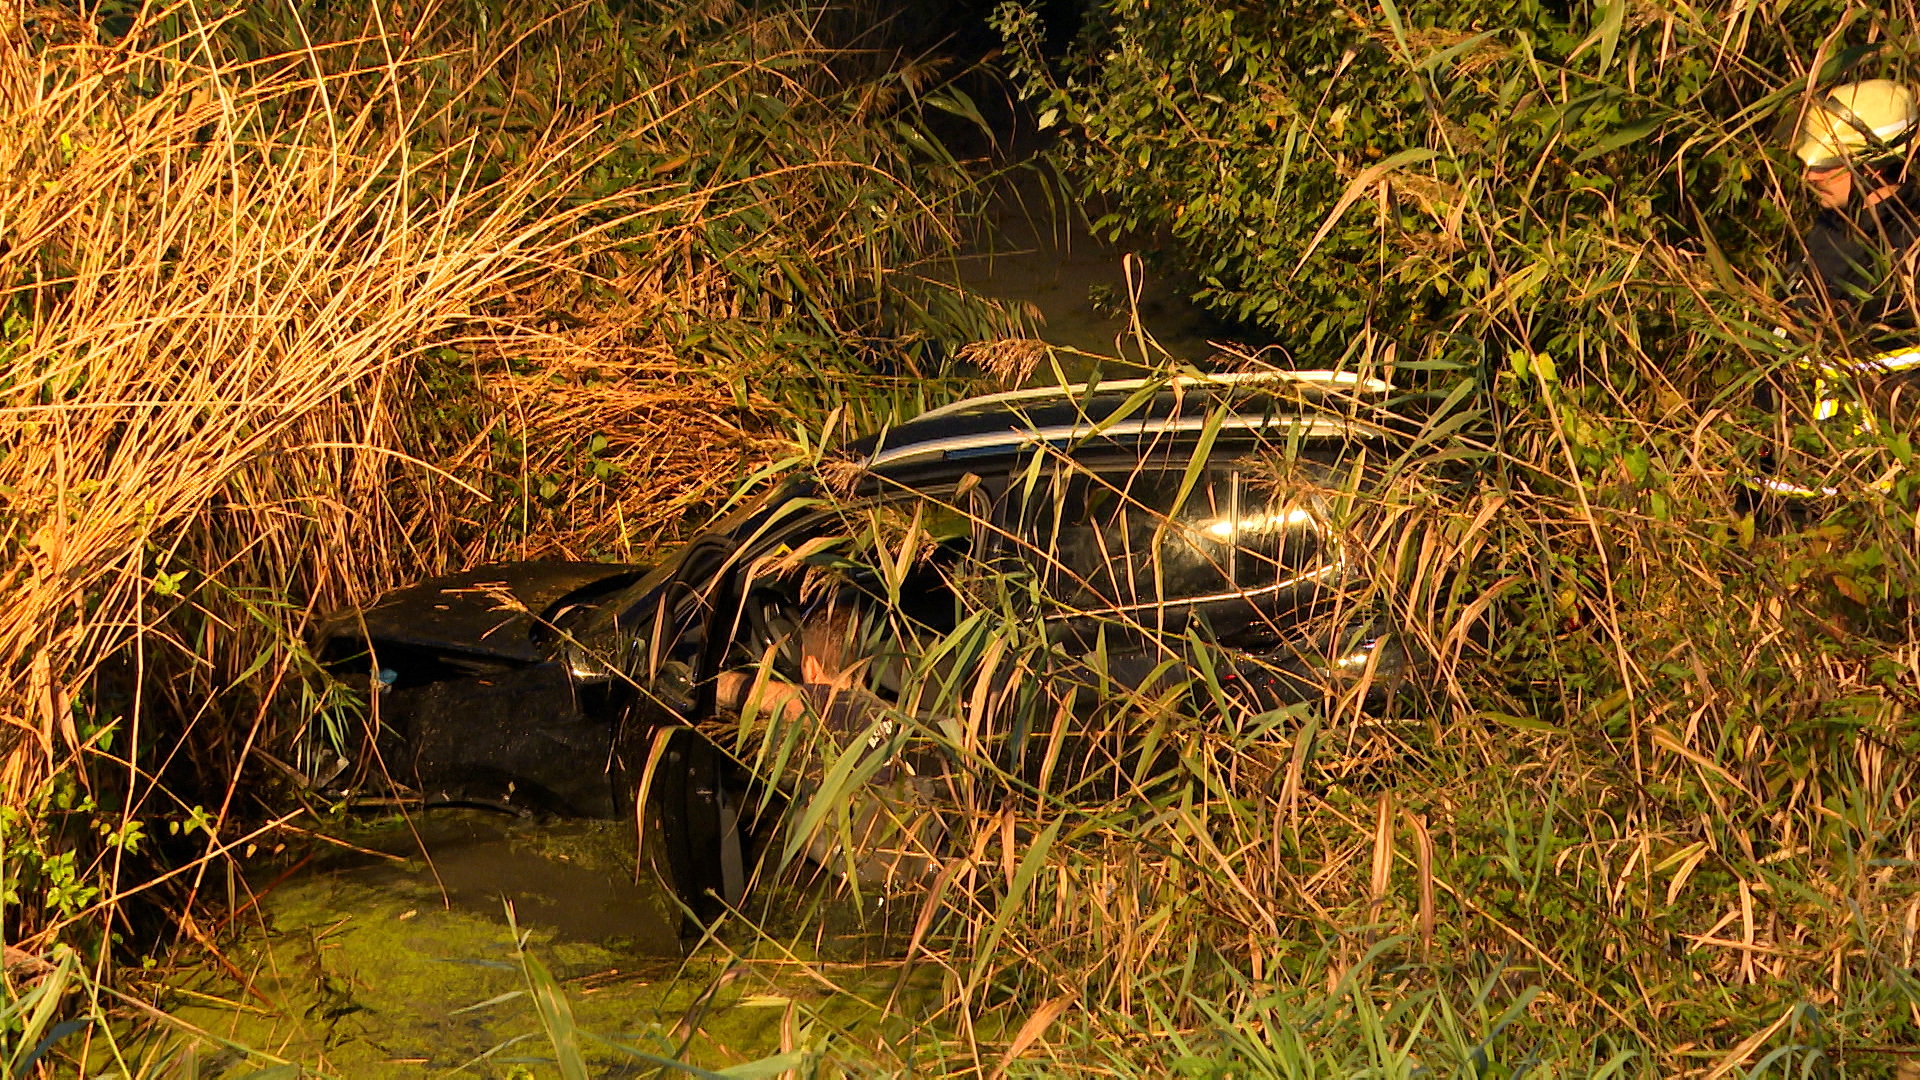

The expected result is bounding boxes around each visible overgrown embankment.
[0,0,1004,1006]
[9,0,1920,1075]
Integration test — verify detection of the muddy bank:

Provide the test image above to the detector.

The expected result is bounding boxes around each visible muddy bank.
[949,177,1251,370]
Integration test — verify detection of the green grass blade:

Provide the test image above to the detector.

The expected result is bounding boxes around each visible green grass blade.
[508,905,589,1080]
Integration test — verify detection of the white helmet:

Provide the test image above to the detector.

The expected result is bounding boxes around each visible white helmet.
[1793,79,1919,168]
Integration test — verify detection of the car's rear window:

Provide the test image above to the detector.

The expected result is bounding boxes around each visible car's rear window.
[1018,465,1327,613]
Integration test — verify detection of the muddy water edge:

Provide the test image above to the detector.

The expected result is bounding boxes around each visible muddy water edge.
[152,808,951,1076]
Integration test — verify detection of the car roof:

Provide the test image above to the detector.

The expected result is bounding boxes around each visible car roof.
[853,369,1395,472]
[911,368,1390,423]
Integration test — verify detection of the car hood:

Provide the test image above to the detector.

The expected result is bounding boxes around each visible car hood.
[316,560,651,665]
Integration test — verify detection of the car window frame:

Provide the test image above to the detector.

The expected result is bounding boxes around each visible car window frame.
[992,440,1349,623]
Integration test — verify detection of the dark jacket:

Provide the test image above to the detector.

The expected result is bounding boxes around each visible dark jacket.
[1796,184,1920,345]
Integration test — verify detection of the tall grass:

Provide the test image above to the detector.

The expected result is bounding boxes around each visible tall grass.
[0,0,1009,1016]
[699,349,1919,1076]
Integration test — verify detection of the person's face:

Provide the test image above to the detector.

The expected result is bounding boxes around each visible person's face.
[1805,162,1853,209]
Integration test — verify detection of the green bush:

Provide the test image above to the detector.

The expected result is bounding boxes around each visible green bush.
[1001,0,1873,351]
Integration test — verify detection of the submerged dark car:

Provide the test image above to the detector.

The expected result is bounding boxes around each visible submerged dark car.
[314,369,1417,922]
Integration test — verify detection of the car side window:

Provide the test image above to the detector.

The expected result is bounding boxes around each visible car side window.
[1019,463,1329,614]
[692,482,970,689]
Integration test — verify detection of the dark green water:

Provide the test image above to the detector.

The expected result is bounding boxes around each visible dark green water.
[952,182,1235,370]
[152,811,935,1078]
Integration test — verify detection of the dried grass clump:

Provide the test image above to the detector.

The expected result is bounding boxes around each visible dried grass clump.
[0,15,600,805]
[958,336,1050,385]
[456,334,793,561]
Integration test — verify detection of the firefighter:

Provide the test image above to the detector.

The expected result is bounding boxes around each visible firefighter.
[1792,79,1920,337]
[1751,80,1920,499]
